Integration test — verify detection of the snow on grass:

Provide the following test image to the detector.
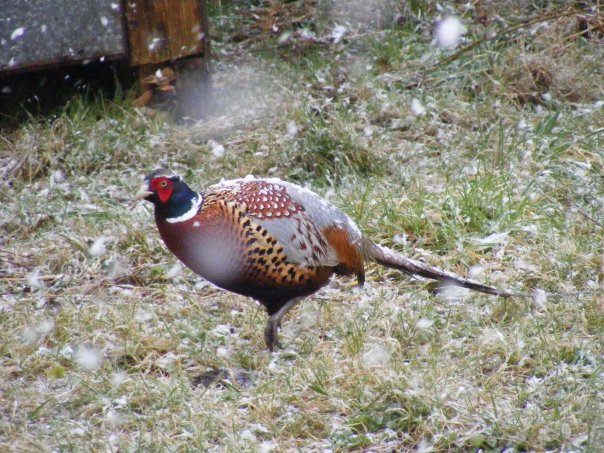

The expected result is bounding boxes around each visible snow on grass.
[471,231,509,246]
[468,264,485,278]
[165,262,183,280]
[362,343,391,367]
[1,2,603,452]
[106,256,128,280]
[415,318,433,330]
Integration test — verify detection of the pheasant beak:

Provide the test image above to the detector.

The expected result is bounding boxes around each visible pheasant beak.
[134,184,153,202]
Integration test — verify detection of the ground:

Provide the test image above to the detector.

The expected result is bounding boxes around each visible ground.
[1,1,603,451]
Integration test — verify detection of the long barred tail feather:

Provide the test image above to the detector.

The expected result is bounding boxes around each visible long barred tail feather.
[366,241,526,298]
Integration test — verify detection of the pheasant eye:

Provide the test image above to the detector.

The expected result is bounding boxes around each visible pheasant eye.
[159,180,169,188]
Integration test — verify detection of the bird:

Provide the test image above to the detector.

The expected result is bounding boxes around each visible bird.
[136,169,518,351]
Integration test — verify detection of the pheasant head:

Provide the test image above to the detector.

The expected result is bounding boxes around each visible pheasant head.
[136,169,202,223]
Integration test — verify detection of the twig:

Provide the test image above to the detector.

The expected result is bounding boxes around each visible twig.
[0,248,33,258]
[576,207,604,229]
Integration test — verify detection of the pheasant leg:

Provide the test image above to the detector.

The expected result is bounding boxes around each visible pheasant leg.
[264,297,303,351]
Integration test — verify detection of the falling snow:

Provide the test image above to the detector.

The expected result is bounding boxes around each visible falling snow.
[437,282,469,303]
[278,31,292,45]
[89,236,108,257]
[52,170,65,183]
[393,233,407,245]
[75,346,102,371]
[2,3,601,450]
[208,140,225,159]
[11,27,25,40]
[410,98,426,116]
[38,319,55,335]
[286,121,299,138]
[111,371,128,386]
[21,319,54,344]
[434,16,465,49]
[330,24,347,44]
[516,118,531,131]
[25,269,44,289]
[531,288,547,310]
[148,37,161,51]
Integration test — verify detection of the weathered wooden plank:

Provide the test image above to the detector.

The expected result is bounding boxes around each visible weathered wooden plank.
[0,0,127,72]
[125,0,205,66]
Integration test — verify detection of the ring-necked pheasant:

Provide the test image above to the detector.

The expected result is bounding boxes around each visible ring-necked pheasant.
[136,169,517,351]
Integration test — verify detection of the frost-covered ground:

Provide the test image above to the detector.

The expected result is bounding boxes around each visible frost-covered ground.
[1,1,603,451]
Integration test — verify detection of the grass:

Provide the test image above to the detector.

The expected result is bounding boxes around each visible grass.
[1,0,603,451]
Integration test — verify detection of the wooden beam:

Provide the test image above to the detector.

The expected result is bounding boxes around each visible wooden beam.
[124,0,205,66]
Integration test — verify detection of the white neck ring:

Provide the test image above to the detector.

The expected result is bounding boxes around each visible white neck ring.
[165,194,202,223]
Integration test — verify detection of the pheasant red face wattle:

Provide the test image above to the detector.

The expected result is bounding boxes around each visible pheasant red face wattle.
[150,176,174,203]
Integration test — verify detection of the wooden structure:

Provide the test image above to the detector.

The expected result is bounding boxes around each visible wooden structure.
[0,0,210,118]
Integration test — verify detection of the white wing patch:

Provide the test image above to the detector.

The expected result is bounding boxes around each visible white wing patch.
[254,214,339,268]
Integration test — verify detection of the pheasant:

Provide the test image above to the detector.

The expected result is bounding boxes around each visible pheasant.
[136,169,517,351]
